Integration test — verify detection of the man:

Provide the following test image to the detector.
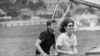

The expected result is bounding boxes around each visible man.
[35,20,57,56]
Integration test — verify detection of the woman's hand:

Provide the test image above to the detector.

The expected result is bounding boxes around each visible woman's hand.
[70,45,74,49]
[42,53,48,56]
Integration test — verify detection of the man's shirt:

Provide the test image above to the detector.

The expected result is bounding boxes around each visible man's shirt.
[36,29,55,55]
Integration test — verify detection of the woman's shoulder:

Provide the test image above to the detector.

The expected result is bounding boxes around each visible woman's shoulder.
[56,33,66,41]
[58,33,67,38]
[59,33,66,36]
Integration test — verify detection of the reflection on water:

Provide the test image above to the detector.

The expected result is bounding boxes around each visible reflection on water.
[72,14,100,31]
[0,38,35,56]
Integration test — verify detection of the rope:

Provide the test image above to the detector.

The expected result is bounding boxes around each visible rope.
[56,4,71,30]
[51,0,59,20]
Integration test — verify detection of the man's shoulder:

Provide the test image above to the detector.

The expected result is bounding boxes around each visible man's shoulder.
[39,30,48,40]
[40,30,48,35]
[41,30,48,33]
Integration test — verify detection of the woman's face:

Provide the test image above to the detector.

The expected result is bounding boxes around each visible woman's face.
[65,22,74,33]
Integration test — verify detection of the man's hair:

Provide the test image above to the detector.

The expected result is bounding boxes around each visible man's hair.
[47,20,56,27]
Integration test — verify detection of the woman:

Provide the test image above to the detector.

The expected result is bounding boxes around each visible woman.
[56,19,78,56]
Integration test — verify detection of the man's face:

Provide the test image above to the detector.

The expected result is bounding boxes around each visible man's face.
[48,23,57,31]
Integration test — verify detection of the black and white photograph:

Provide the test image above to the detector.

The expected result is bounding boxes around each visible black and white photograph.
[0,0,100,56]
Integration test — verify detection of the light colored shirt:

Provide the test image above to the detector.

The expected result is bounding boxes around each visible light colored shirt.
[56,33,78,54]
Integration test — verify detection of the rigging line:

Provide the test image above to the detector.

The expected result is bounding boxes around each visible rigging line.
[56,4,71,30]
[51,0,60,20]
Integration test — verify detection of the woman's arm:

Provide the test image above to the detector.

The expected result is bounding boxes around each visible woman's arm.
[56,34,67,53]
[73,35,78,46]
[56,45,68,53]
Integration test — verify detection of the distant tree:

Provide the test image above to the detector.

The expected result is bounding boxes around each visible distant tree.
[28,0,46,11]
[9,0,16,4]
[59,1,73,17]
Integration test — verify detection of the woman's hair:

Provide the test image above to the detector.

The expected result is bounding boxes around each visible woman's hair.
[59,18,74,33]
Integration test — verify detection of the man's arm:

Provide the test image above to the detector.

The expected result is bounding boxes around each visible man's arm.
[52,44,58,55]
[34,39,47,55]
